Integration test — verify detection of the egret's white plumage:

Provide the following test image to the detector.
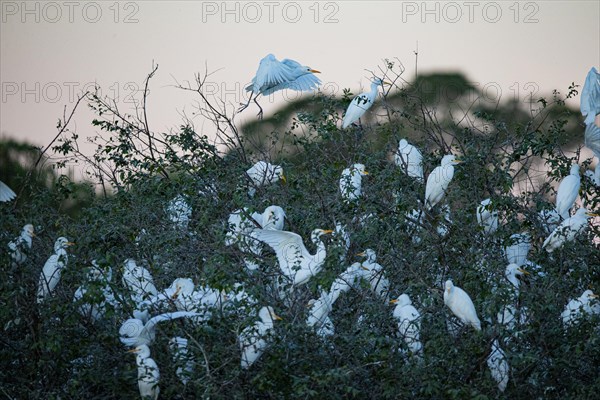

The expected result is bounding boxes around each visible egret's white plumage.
[580,66,600,125]
[329,262,365,304]
[246,54,321,96]
[119,311,201,347]
[342,78,389,129]
[0,180,16,202]
[307,291,334,337]
[74,261,117,321]
[584,163,600,186]
[555,164,581,220]
[242,54,321,118]
[169,337,194,386]
[539,208,561,234]
[542,208,596,252]
[395,139,424,182]
[129,344,160,400]
[504,233,531,266]
[504,264,528,292]
[8,224,34,264]
[391,294,423,358]
[585,122,600,159]
[405,209,424,244]
[476,198,499,234]
[443,280,481,331]
[251,228,333,286]
[166,195,192,229]
[487,339,509,392]
[239,306,281,369]
[37,237,74,303]
[359,249,390,301]
[246,161,285,196]
[561,290,600,327]
[497,304,529,332]
[339,163,369,203]
[425,155,461,209]
[122,259,158,304]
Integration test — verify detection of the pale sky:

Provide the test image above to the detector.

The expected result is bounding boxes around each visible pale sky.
[1,1,599,166]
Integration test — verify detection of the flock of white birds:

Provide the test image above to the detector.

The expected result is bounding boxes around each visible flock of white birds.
[2,58,600,398]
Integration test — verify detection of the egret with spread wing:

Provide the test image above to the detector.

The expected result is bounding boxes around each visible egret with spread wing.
[240,54,321,119]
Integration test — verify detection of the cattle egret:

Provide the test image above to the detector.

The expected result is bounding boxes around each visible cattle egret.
[241,54,321,118]
[37,237,74,303]
[342,78,390,128]
[443,280,481,331]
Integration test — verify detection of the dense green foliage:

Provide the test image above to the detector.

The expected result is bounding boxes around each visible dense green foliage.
[1,66,599,399]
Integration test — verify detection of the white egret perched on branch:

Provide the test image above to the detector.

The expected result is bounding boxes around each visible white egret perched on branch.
[252,228,333,286]
[240,54,321,119]
[476,198,499,234]
[169,337,194,386]
[246,161,286,197]
[555,164,581,220]
[0,180,16,202]
[584,163,600,186]
[561,290,600,327]
[391,294,423,359]
[8,224,35,264]
[122,259,159,304]
[128,344,160,400]
[239,306,282,369]
[425,155,462,209]
[307,290,334,337]
[487,339,509,392]
[394,139,424,182]
[37,237,75,303]
[74,261,117,322]
[339,164,369,203]
[542,208,597,252]
[329,262,365,304]
[504,233,531,266]
[443,280,481,331]
[342,78,391,129]
[581,66,600,126]
[358,249,390,301]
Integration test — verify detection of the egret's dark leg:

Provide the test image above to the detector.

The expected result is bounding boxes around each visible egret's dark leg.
[253,95,264,120]
[238,90,254,114]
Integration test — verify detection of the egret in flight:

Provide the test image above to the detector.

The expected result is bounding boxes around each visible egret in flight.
[555,164,580,220]
[37,237,74,303]
[585,122,600,159]
[0,180,16,202]
[425,155,462,209]
[342,78,391,129]
[240,54,321,118]
[581,66,600,126]
[443,280,481,331]
[542,208,597,252]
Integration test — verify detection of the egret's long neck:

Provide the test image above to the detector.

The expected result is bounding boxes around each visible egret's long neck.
[369,82,380,100]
